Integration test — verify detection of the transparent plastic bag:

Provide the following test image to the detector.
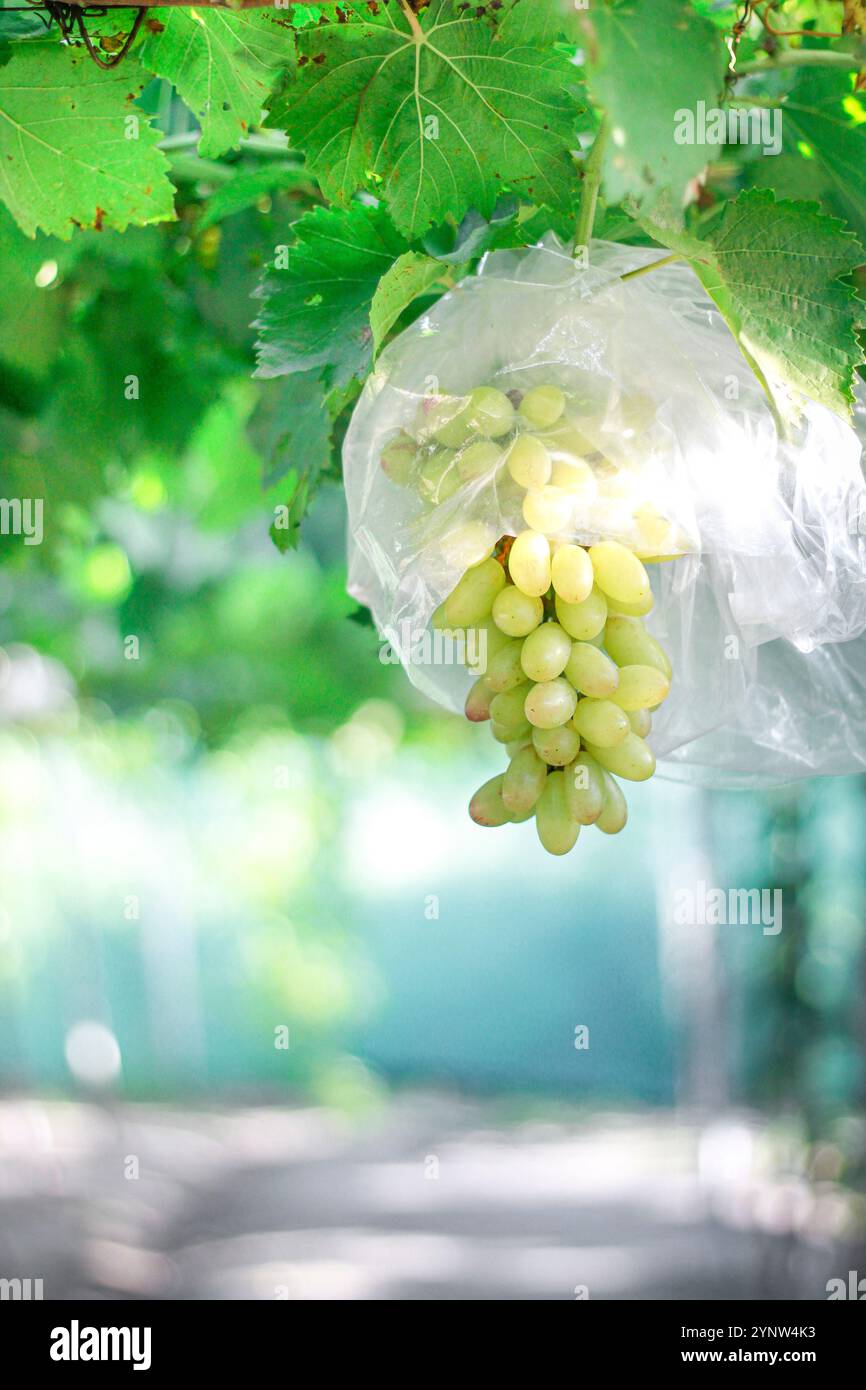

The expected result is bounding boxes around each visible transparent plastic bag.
[343,238,866,788]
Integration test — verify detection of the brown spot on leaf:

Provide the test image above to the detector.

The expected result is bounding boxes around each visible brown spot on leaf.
[145,18,165,34]
[94,207,105,231]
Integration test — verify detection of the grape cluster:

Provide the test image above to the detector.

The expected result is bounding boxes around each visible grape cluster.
[379,381,678,857]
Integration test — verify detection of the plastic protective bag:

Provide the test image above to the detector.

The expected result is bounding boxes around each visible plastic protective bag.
[343,238,866,788]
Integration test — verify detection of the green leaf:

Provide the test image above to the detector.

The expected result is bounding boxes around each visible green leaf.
[196,164,312,231]
[248,369,331,491]
[139,10,296,159]
[266,0,583,238]
[582,0,728,209]
[0,42,174,239]
[254,203,408,387]
[638,190,865,423]
[370,251,445,352]
[779,68,866,242]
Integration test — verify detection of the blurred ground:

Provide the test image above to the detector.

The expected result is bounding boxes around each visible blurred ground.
[0,1095,857,1301]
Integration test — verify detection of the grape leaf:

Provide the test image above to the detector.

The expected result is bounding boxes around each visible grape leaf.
[139,10,296,159]
[266,0,583,238]
[196,164,312,231]
[248,369,331,491]
[370,251,445,352]
[639,190,865,423]
[779,69,866,242]
[254,203,407,387]
[581,0,728,209]
[0,42,174,239]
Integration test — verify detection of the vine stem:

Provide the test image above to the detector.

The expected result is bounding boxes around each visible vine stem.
[574,117,610,258]
[734,49,863,76]
[398,0,424,40]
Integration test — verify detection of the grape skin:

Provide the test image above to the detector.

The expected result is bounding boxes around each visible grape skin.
[551,543,594,605]
[609,663,670,712]
[492,586,544,638]
[509,530,551,598]
[572,698,630,749]
[565,642,619,699]
[536,772,581,855]
[507,435,552,490]
[525,678,578,730]
[503,746,548,816]
[443,556,505,627]
[555,588,608,641]
[520,622,572,683]
[589,542,652,608]
[532,724,581,768]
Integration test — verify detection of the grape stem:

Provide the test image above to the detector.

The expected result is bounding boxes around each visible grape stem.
[620,254,682,283]
[574,116,610,258]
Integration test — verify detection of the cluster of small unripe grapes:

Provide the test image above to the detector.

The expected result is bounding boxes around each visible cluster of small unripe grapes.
[380,380,676,857]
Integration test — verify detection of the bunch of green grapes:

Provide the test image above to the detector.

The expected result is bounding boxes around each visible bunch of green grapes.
[379,380,678,856]
[434,531,672,856]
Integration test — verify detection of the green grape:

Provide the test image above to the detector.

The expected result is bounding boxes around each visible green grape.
[595,771,629,834]
[520,385,566,431]
[604,616,672,679]
[520,621,572,682]
[458,440,503,483]
[418,449,461,503]
[524,678,578,730]
[551,543,594,605]
[465,619,512,675]
[605,591,654,618]
[551,458,597,501]
[491,718,532,744]
[610,664,670,711]
[572,698,630,748]
[503,746,548,816]
[484,640,527,693]
[532,724,581,768]
[507,434,552,489]
[522,486,574,535]
[628,708,652,737]
[381,432,418,485]
[542,419,596,461]
[589,541,652,608]
[428,398,475,449]
[490,683,533,730]
[555,586,607,641]
[506,736,533,757]
[492,585,544,638]
[469,774,512,827]
[508,530,551,598]
[586,732,656,782]
[564,642,619,699]
[536,771,580,855]
[465,677,494,723]
[440,521,497,571]
[565,752,606,825]
[466,386,515,438]
[443,557,505,627]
